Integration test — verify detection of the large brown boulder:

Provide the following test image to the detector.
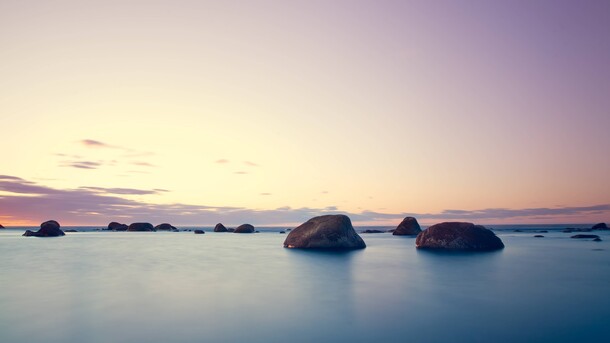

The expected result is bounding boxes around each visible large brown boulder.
[127,222,154,232]
[108,222,128,231]
[155,223,177,231]
[234,224,255,233]
[214,223,228,232]
[283,215,366,249]
[393,217,422,236]
[23,220,65,237]
[416,222,504,251]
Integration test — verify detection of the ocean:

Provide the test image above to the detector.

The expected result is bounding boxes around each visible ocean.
[1,225,609,343]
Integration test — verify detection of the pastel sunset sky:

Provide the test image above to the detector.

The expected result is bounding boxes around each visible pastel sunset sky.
[1,0,609,226]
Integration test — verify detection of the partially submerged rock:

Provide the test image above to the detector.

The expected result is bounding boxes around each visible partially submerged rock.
[534,235,544,238]
[155,223,177,231]
[127,222,154,232]
[416,222,504,251]
[571,234,600,239]
[108,222,128,231]
[362,229,384,234]
[194,229,205,234]
[214,223,228,232]
[393,217,422,236]
[64,229,79,233]
[283,215,366,249]
[234,224,255,233]
[23,220,65,237]
[592,222,608,230]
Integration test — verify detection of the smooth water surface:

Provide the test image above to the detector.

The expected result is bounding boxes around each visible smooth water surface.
[1,228,609,342]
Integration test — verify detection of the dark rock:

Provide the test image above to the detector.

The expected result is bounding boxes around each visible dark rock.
[214,223,228,232]
[393,217,422,236]
[172,229,180,232]
[514,229,523,232]
[592,222,608,230]
[127,222,154,232]
[571,234,600,239]
[194,229,205,234]
[64,229,79,233]
[286,228,291,231]
[0,224,4,229]
[563,228,576,233]
[362,229,384,234]
[534,235,544,238]
[23,220,65,237]
[593,237,602,242]
[155,223,177,231]
[227,228,235,232]
[234,224,255,233]
[283,215,366,249]
[108,222,128,231]
[279,231,286,234]
[255,230,260,233]
[416,222,504,251]
[538,230,548,233]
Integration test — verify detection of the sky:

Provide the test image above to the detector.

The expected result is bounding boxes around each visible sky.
[1,0,609,226]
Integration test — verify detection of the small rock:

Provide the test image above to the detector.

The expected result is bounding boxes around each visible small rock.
[127,222,154,232]
[194,230,205,234]
[534,235,544,238]
[64,229,79,233]
[571,234,600,239]
[155,223,177,231]
[592,222,608,230]
[23,220,65,237]
[108,222,128,231]
[393,217,422,236]
[234,224,255,233]
[593,237,602,242]
[227,228,235,232]
[214,223,228,232]
[279,231,286,234]
[362,229,384,233]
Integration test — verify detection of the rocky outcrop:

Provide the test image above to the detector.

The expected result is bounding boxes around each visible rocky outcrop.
[592,223,608,230]
[194,229,205,234]
[23,220,65,237]
[214,223,228,232]
[108,222,128,231]
[283,215,366,249]
[571,234,600,239]
[127,222,154,232]
[393,217,422,236]
[415,222,504,251]
[155,223,177,231]
[0,224,4,229]
[234,224,255,233]
[64,229,79,233]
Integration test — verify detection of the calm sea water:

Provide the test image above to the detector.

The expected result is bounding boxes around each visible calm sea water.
[1,225,609,343]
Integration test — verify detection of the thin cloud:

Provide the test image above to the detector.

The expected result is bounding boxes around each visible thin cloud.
[132,161,155,167]
[260,193,272,196]
[234,171,248,175]
[244,161,258,167]
[215,159,230,164]
[1,175,609,226]
[81,139,114,148]
[61,161,102,170]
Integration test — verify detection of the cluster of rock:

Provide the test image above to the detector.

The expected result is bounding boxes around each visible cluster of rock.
[23,220,65,237]
[563,222,608,233]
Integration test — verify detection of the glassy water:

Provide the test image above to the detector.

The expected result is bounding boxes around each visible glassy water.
[1,228,608,342]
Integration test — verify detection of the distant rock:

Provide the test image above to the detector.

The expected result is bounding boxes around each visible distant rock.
[571,234,600,239]
[155,223,177,231]
[592,222,608,230]
[23,220,65,237]
[283,215,366,249]
[172,229,180,232]
[416,222,504,251]
[0,224,4,229]
[279,231,286,234]
[593,237,602,242]
[194,229,205,234]
[108,222,128,231]
[513,229,523,232]
[563,228,575,233]
[214,223,228,232]
[538,230,548,233]
[234,224,255,233]
[64,229,79,233]
[534,235,544,238]
[393,217,422,236]
[127,222,154,232]
[362,229,384,234]
[227,228,235,232]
